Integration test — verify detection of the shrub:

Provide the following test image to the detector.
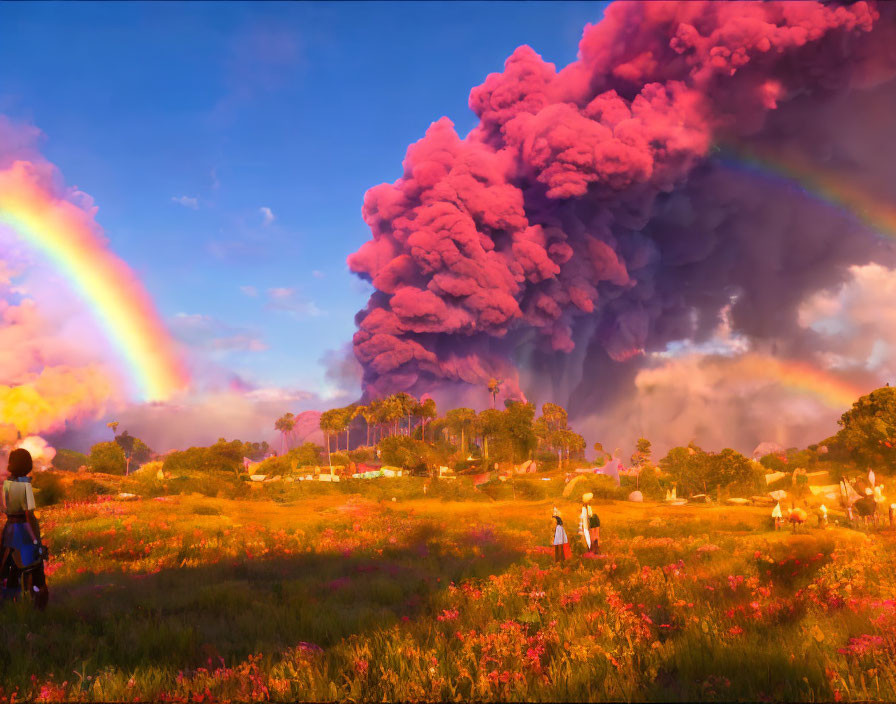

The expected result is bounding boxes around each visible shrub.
[254,455,292,476]
[51,449,89,473]
[513,478,549,501]
[32,472,66,506]
[288,442,324,467]
[378,436,433,474]
[163,439,248,475]
[329,452,350,467]
[348,447,374,464]
[89,442,127,475]
[564,474,627,501]
[479,480,516,501]
[426,478,490,502]
[636,465,664,500]
[66,477,114,502]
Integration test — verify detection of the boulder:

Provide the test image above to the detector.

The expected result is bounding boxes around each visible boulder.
[628,490,644,502]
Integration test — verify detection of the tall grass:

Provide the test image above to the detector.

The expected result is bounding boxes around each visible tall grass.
[1,479,894,702]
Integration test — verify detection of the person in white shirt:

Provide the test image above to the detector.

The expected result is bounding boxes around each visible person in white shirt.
[1,449,48,609]
[551,507,569,563]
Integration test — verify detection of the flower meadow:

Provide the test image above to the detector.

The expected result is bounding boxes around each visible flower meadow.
[1,480,896,702]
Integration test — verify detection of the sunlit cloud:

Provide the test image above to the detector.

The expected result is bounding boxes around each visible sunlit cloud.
[171,195,199,209]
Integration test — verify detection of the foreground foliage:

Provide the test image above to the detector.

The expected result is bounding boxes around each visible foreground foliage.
[1,486,894,702]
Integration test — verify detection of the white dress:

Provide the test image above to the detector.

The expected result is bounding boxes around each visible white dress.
[553,523,568,545]
[579,506,591,549]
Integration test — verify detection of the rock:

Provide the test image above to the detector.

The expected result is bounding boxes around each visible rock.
[628,490,643,502]
[249,475,267,482]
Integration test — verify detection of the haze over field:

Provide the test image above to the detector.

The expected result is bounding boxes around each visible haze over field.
[2,1,896,455]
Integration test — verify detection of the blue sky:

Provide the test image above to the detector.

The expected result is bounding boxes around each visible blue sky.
[0,1,608,397]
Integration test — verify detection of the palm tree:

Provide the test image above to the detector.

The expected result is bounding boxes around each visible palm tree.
[354,405,370,446]
[340,405,357,452]
[107,421,119,440]
[274,413,296,455]
[487,378,502,409]
[381,395,403,438]
[416,397,437,442]
[394,392,417,436]
[319,411,332,465]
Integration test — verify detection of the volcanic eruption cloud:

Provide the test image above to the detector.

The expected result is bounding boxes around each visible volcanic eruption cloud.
[348,1,896,452]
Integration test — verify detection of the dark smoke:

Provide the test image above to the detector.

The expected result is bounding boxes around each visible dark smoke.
[348,1,896,447]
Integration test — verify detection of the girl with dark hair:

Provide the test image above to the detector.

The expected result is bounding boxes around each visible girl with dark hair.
[1,449,48,609]
[551,507,569,563]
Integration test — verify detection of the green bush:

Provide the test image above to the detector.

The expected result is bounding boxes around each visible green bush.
[253,455,292,476]
[329,452,350,467]
[163,438,263,475]
[287,442,324,467]
[32,472,66,506]
[426,478,490,502]
[88,442,127,475]
[513,478,549,501]
[636,465,664,500]
[166,472,248,499]
[479,480,515,501]
[348,447,375,464]
[564,474,627,501]
[51,449,89,473]
[378,436,432,474]
[66,477,114,502]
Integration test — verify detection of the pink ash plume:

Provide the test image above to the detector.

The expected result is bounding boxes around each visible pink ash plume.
[348,1,896,418]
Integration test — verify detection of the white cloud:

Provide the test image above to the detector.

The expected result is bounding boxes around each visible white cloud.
[265,287,323,317]
[170,312,267,352]
[260,206,275,225]
[239,285,258,297]
[171,195,199,209]
[798,263,896,378]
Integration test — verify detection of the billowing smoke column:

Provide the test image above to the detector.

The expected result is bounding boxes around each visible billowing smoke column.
[349,1,896,435]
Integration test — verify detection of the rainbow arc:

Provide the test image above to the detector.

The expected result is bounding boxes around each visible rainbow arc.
[0,161,187,401]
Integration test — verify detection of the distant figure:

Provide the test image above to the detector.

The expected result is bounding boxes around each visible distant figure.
[869,468,876,488]
[551,508,569,563]
[579,493,600,553]
[818,504,828,528]
[854,491,878,528]
[787,507,808,533]
[0,449,48,609]
[772,502,783,530]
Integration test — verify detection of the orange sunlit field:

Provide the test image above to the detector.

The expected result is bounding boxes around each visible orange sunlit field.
[3,471,895,703]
